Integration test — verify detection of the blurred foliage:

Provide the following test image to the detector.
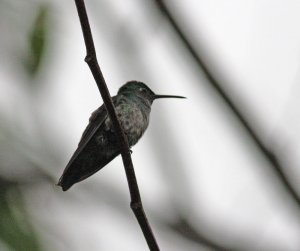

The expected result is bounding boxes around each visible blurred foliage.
[0,3,49,251]
[23,6,48,78]
[0,180,41,251]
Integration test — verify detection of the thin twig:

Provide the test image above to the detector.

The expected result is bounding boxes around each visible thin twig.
[73,0,160,250]
[154,0,300,207]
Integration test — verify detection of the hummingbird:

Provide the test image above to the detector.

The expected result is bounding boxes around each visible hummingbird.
[57,81,185,191]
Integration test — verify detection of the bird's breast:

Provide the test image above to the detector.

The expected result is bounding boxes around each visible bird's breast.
[104,100,149,146]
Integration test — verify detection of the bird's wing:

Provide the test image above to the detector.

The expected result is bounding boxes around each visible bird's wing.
[71,104,108,164]
[57,103,108,188]
[79,106,107,147]
[58,97,122,191]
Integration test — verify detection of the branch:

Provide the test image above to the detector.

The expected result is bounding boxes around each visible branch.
[73,1,160,250]
[154,0,300,208]
[166,217,231,251]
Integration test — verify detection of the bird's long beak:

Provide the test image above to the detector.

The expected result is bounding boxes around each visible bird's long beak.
[153,94,186,100]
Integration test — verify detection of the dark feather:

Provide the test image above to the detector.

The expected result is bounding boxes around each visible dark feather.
[57,98,120,191]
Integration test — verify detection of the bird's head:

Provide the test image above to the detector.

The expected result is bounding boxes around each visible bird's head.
[118,81,185,105]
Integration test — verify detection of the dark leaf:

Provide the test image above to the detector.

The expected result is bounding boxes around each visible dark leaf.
[24,6,48,77]
[0,180,42,251]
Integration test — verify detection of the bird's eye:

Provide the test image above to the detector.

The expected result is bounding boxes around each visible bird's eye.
[139,88,147,93]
